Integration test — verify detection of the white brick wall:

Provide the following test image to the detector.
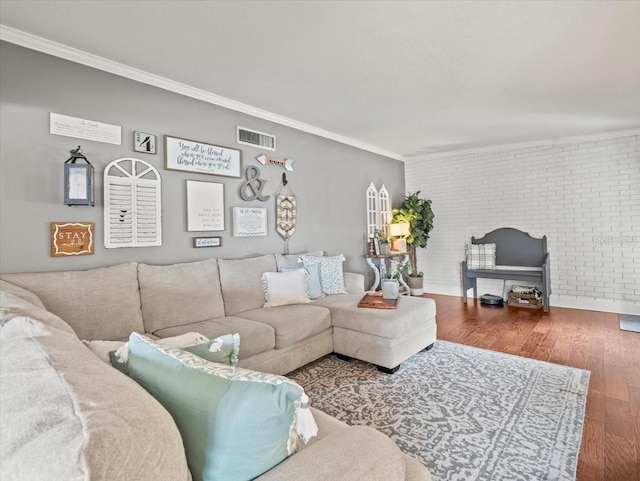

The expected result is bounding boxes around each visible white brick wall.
[405,132,640,314]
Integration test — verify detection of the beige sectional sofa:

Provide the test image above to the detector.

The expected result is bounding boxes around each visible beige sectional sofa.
[0,253,436,481]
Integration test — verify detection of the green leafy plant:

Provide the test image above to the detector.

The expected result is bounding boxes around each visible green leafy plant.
[382,260,410,280]
[375,228,389,244]
[392,192,434,277]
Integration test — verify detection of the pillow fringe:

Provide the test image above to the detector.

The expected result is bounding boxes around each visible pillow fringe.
[295,394,318,444]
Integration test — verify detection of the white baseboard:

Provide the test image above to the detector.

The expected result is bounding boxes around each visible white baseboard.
[423,283,640,315]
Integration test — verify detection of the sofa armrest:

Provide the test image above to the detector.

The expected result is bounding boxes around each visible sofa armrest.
[344,272,365,294]
[256,426,409,481]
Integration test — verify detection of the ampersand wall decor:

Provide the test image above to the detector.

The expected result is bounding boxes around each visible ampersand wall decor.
[238,165,270,202]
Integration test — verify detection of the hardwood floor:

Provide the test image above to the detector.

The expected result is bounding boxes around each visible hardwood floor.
[425,293,640,481]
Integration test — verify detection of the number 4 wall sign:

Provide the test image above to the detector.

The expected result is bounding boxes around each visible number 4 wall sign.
[134,132,157,154]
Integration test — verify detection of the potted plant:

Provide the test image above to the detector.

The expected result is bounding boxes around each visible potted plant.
[392,192,434,296]
[375,228,391,255]
[380,259,410,299]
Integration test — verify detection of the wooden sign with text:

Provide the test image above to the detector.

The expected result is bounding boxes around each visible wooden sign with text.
[51,222,94,257]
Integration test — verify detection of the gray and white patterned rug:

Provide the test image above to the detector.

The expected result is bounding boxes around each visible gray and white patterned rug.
[288,341,589,481]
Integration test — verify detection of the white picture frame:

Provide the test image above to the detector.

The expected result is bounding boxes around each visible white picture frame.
[186,180,225,232]
[233,207,267,237]
[193,237,222,248]
[165,135,242,178]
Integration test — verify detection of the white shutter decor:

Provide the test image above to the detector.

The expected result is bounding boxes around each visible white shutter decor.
[104,158,162,248]
[366,182,379,238]
[378,184,391,234]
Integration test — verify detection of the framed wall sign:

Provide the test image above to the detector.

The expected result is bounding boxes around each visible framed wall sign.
[233,207,267,237]
[134,131,157,154]
[51,222,94,257]
[187,180,225,231]
[50,113,121,145]
[193,237,222,248]
[165,135,242,178]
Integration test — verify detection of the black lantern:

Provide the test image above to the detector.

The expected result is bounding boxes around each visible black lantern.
[64,146,94,206]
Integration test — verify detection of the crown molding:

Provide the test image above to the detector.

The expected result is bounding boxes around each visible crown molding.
[0,25,404,162]
[407,128,640,161]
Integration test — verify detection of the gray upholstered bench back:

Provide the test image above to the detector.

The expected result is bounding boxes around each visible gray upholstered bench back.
[472,228,547,267]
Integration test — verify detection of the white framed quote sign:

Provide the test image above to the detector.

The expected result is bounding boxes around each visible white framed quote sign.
[233,207,267,237]
[187,181,225,231]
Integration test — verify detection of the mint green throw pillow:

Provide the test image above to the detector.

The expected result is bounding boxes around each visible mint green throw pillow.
[128,333,309,481]
[109,334,239,376]
[280,263,324,300]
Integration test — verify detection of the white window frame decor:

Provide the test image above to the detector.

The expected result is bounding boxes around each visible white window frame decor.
[104,158,162,248]
[378,184,391,235]
[366,182,379,239]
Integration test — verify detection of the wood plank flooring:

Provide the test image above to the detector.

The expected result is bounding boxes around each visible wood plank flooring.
[425,293,639,481]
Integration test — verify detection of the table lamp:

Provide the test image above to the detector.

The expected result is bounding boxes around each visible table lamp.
[389,222,410,253]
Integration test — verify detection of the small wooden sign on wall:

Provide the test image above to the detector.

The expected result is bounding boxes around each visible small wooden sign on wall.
[51,222,94,257]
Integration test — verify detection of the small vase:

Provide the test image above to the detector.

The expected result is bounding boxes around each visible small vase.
[382,279,400,300]
[380,244,390,256]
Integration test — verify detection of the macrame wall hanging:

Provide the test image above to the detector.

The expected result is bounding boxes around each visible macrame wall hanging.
[275,173,296,254]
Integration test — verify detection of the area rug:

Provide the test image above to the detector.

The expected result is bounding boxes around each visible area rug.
[288,341,589,481]
[620,314,640,332]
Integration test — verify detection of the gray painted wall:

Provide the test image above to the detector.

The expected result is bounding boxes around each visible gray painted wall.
[0,42,405,280]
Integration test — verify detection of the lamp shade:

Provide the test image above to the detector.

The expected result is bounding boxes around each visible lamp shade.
[389,222,410,237]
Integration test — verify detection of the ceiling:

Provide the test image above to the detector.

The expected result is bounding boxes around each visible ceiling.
[1,1,639,160]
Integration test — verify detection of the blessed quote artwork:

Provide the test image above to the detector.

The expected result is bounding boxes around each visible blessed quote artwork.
[165,135,242,178]
[51,222,94,257]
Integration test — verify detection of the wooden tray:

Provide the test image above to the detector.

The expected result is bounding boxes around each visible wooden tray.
[358,293,398,309]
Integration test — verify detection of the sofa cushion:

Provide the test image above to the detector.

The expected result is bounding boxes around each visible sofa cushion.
[312,294,436,340]
[274,250,324,270]
[0,315,191,481]
[1,263,144,341]
[238,305,332,349]
[218,255,278,315]
[128,333,312,481]
[0,279,46,309]
[138,259,226,333]
[154,316,276,359]
[262,270,310,307]
[0,288,76,336]
[255,426,406,481]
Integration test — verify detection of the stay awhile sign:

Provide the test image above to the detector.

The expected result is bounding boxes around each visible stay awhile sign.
[51,222,94,257]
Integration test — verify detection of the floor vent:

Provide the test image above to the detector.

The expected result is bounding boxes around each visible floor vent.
[237,126,276,151]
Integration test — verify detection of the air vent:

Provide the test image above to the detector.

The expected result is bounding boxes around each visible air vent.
[237,126,276,151]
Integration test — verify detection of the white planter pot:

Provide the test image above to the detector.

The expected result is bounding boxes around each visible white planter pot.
[382,279,400,300]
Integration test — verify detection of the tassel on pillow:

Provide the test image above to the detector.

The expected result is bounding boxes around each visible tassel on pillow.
[295,394,318,443]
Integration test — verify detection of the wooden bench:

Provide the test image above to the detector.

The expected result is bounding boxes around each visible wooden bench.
[462,228,551,312]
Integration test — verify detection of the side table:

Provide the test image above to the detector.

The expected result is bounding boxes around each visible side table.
[364,253,411,294]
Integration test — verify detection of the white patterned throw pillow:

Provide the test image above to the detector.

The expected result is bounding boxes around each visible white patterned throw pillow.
[301,254,348,295]
[466,243,497,270]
